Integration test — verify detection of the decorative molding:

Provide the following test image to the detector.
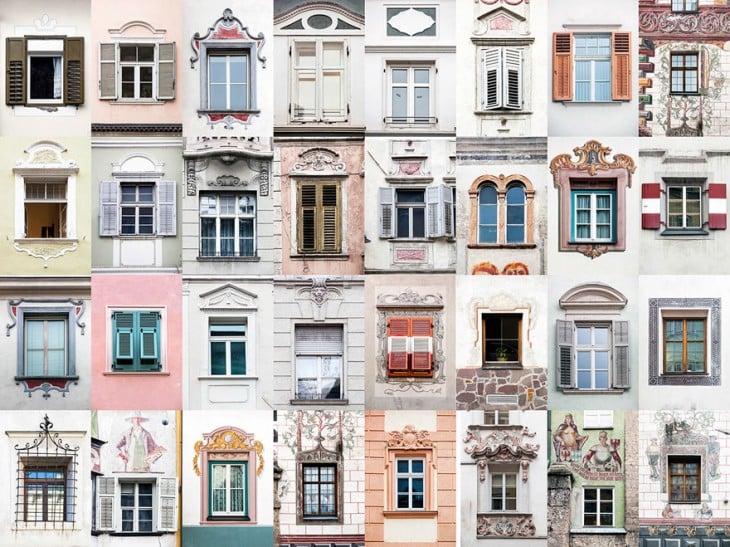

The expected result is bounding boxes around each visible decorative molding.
[464,425,539,482]
[198,112,254,130]
[387,425,433,449]
[639,10,730,37]
[13,242,79,269]
[190,8,266,68]
[16,378,77,399]
[476,514,536,538]
[7,298,86,336]
[198,283,258,310]
[14,141,78,174]
[387,8,435,36]
[376,289,444,309]
[91,123,182,135]
[559,283,628,312]
[209,174,247,187]
[476,0,529,4]
[193,427,264,477]
[550,140,636,178]
[290,148,346,176]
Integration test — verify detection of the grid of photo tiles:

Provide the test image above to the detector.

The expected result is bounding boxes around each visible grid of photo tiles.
[0,0,725,546]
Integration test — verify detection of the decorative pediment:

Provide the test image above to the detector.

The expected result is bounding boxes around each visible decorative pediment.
[388,425,433,449]
[112,153,164,178]
[109,20,166,40]
[290,148,347,176]
[276,4,364,33]
[550,140,636,178]
[14,141,78,174]
[559,283,628,312]
[474,4,528,36]
[193,426,264,477]
[208,174,249,187]
[294,277,343,321]
[199,283,258,310]
[464,425,539,481]
[190,9,266,68]
[296,438,340,463]
[377,289,444,310]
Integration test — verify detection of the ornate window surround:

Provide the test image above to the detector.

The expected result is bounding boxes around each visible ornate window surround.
[384,425,437,517]
[295,437,343,523]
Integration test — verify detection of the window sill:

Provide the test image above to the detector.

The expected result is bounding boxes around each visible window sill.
[661,372,707,376]
[205,516,251,522]
[383,510,438,519]
[197,256,260,262]
[660,229,709,237]
[109,531,167,536]
[387,238,434,243]
[482,362,522,370]
[198,375,258,381]
[111,235,163,240]
[197,109,260,116]
[557,101,626,105]
[570,527,626,535]
[290,398,350,406]
[570,240,615,245]
[15,238,79,244]
[299,516,341,523]
[289,118,349,124]
[561,388,625,394]
[290,253,349,260]
[15,375,79,382]
[103,371,170,376]
[467,243,537,249]
[475,110,532,116]
[109,99,166,105]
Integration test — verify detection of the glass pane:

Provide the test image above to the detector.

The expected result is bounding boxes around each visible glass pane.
[392,69,408,84]
[506,204,524,225]
[138,46,154,62]
[295,43,316,68]
[230,342,246,375]
[391,86,407,119]
[412,208,425,238]
[687,320,704,339]
[210,341,226,375]
[209,84,227,109]
[229,56,247,84]
[577,327,591,346]
[295,73,315,117]
[595,351,609,370]
[120,46,136,62]
[594,60,611,101]
[577,369,591,389]
[506,225,524,243]
[397,460,409,473]
[479,225,497,243]
[209,56,226,84]
[665,320,683,341]
[296,356,317,378]
[296,379,317,399]
[575,61,590,101]
[594,327,609,346]
[397,477,409,493]
[322,72,342,115]
[396,208,410,238]
[577,351,591,370]
[229,83,247,110]
[414,87,429,120]
[411,459,423,473]
[595,370,610,389]
[414,69,430,84]
[321,378,341,399]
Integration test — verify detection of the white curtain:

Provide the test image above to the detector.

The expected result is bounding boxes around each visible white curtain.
[53,57,62,99]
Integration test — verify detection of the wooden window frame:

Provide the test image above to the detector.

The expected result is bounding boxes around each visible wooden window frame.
[296,181,341,254]
[24,179,68,239]
[662,317,707,374]
[582,486,614,527]
[468,175,535,248]
[482,313,522,367]
[384,448,436,517]
[386,316,433,378]
[290,39,348,122]
[301,463,337,519]
[111,310,162,372]
[670,52,699,95]
[99,41,175,102]
[668,455,701,503]
[120,183,155,236]
[666,183,702,230]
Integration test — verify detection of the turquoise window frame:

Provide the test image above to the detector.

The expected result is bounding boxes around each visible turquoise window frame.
[112,310,161,371]
[570,189,616,243]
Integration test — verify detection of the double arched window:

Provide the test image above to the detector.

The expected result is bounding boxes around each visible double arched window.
[470,175,534,246]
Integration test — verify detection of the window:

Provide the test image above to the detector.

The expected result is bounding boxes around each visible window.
[672,0,698,12]
[395,458,425,510]
[209,52,249,110]
[642,180,725,234]
[99,42,175,101]
[210,462,248,517]
[99,180,176,237]
[6,37,84,106]
[24,317,66,376]
[302,464,336,519]
[294,325,343,401]
[379,186,454,240]
[668,456,701,502]
[478,185,497,243]
[297,182,341,253]
[552,32,631,102]
[482,48,522,110]
[571,191,615,242]
[386,317,433,377]
[663,318,706,374]
[209,320,247,375]
[576,325,611,389]
[667,184,701,229]
[583,487,613,526]
[111,310,161,371]
[484,410,510,425]
[396,189,425,238]
[199,193,256,257]
[120,482,153,532]
[24,180,67,238]
[120,46,153,100]
[469,176,534,247]
[483,314,521,365]
[23,465,66,522]
[387,65,434,125]
[96,476,177,533]
[291,40,347,122]
[490,472,517,511]
[671,53,698,94]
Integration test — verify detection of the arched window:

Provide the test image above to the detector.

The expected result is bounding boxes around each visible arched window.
[478,185,498,243]
[505,185,525,243]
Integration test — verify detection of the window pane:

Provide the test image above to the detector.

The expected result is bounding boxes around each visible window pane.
[576,327,591,346]
[322,72,342,115]
[210,342,227,375]
[322,43,342,66]
[209,57,226,84]
[29,56,61,100]
[411,459,424,473]
[392,87,407,119]
[209,84,227,110]
[412,207,425,238]
[414,69,430,84]
[414,87,429,119]
[230,342,246,375]
[594,327,609,346]
[229,56,247,84]
[392,69,408,84]
[295,43,316,68]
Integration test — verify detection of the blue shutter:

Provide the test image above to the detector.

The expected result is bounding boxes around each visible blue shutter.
[113,312,134,368]
[138,311,160,368]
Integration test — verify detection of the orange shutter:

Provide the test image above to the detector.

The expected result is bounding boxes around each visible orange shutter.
[387,318,410,375]
[552,33,573,101]
[410,318,433,376]
[611,32,631,101]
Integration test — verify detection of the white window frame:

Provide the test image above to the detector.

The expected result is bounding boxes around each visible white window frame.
[27,39,64,105]
[207,52,249,111]
[666,183,703,229]
[582,486,614,527]
[583,410,614,429]
[96,475,177,533]
[394,457,426,510]
[208,318,248,376]
[489,471,518,512]
[672,0,698,12]
[484,410,510,425]
[481,47,523,111]
[575,323,612,390]
[119,480,155,533]
[199,41,258,113]
[210,462,248,517]
[118,45,156,101]
[199,193,257,258]
[23,179,68,239]
[290,38,348,122]
[573,34,612,103]
[119,183,156,236]
[386,63,435,126]
[573,192,614,242]
[395,188,426,239]
[294,325,344,401]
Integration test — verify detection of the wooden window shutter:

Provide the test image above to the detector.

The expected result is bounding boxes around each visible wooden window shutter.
[138,312,160,365]
[612,320,630,389]
[708,183,727,229]
[411,317,433,375]
[556,320,575,388]
[156,180,177,236]
[321,183,340,252]
[482,48,501,110]
[99,180,119,236]
[641,183,661,229]
[426,186,443,238]
[98,43,117,100]
[113,312,135,367]
[158,477,178,532]
[379,187,396,238]
[387,317,410,374]
[441,185,454,238]
[552,33,573,101]
[298,183,317,252]
[64,37,84,105]
[6,37,26,106]
[611,32,631,101]
[503,47,522,110]
[96,476,116,531]
[157,42,176,100]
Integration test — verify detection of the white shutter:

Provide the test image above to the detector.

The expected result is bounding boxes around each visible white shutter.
[612,320,630,389]
[156,180,177,236]
[99,181,119,236]
[157,43,176,100]
[441,185,454,238]
[99,43,117,100]
[426,186,443,238]
[157,477,178,532]
[503,48,523,110]
[379,187,396,238]
[96,476,116,531]
[482,48,502,110]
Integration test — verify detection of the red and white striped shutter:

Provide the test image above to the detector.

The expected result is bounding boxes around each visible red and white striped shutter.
[410,318,433,374]
[387,318,410,374]
[708,183,727,229]
[641,183,661,229]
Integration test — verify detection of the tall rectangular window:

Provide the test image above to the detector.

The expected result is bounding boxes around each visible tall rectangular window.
[292,40,346,121]
[388,65,433,124]
[583,487,613,526]
[25,317,66,377]
[209,320,247,375]
[23,465,66,522]
[199,193,256,258]
[120,184,154,235]
[671,53,698,94]
[119,46,154,100]
[302,464,337,518]
[663,318,706,373]
[210,462,247,517]
[395,458,425,510]
[482,47,522,110]
[571,191,615,242]
[574,34,611,102]
[24,180,67,238]
[668,456,701,502]
[576,325,611,389]
[295,326,343,400]
[120,482,153,532]
[208,53,249,110]
[490,472,517,511]
[297,182,341,253]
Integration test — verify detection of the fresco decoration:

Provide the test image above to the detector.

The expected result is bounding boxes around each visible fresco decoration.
[552,413,588,464]
[471,261,530,275]
[116,411,168,472]
[279,410,357,456]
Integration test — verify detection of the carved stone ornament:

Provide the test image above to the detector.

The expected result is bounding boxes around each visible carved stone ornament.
[376,289,444,309]
[14,242,79,268]
[193,427,264,477]
[190,9,266,68]
[464,426,539,482]
[476,0,529,4]
[209,174,247,187]
[296,437,340,464]
[476,514,536,538]
[290,148,346,176]
[549,140,636,177]
[640,10,730,37]
[387,425,433,449]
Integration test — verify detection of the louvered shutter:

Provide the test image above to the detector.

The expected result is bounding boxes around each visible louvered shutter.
[387,318,410,374]
[411,317,433,374]
[299,183,317,252]
[321,183,340,252]
[64,37,84,105]
[552,33,573,101]
[96,476,116,531]
[6,37,26,105]
[612,320,630,389]
[157,180,177,236]
[157,42,176,100]
[611,32,631,101]
[99,43,117,100]
[113,312,135,367]
[158,477,178,532]
[641,183,661,229]
[441,185,454,238]
[379,187,396,238]
[139,312,160,366]
[556,320,575,388]
[708,183,727,229]
[482,48,501,110]
[295,325,343,355]
[503,48,522,110]
[99,180,119,236]
[426,186,443,238]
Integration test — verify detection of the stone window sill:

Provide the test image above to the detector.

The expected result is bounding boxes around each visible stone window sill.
[290,399,349,406]
[383,510,437,519]
[570,527,626,534]
[560,389,625,394]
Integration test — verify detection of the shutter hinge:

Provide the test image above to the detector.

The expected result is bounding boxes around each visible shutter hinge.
[347,45,350,56]
[288,103,291,114]
[289,45,292,56]
[347,103,350,114]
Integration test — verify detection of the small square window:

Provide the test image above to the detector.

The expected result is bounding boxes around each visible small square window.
[482,314,521,365]
[672,0,698,12]
[668,455,701,502]
[387,65,434,125]
[484,410,509,425]
[583,487,614,526]
[395,458,425,510]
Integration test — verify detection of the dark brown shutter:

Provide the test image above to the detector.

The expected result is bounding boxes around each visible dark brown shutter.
[321,183,340,252]
[64,37,84,105]
[6,37,26,105]
[298,183,317,252]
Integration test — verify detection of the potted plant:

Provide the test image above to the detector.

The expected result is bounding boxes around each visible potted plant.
[495,346,510,361]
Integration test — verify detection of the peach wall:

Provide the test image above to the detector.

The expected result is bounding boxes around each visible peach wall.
[90,0,183,124]
[91,273,182,409]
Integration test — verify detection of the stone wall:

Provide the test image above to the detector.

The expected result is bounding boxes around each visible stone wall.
[456,368,547,410]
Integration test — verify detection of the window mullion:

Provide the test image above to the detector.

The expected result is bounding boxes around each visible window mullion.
[316,41,323,119]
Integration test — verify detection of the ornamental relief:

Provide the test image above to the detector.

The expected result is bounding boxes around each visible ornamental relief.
[464,425,538,482]
[190,8,266,68]
[290,148,346,176]
[640,11,730,36]
[549,140,636,178]
[387,425,433,449]
[476,514,536,538]
[193,427,264,477]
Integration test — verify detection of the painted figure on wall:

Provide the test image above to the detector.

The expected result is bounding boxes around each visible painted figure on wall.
[646,437,660,480]
[117,412,166,472]
[552,413,588,462]
[708,435,720,480]
[582,431,622,471]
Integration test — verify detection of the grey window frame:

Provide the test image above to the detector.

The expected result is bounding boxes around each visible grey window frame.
[16,306,76,380]
[198,41,258,114]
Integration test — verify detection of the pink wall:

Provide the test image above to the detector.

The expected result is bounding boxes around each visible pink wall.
[91,273,182,409]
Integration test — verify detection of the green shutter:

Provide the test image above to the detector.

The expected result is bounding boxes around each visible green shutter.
[64,37,84,105]
[6,37,26,106]
[113,312,134,367]
[139,312,160,367]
